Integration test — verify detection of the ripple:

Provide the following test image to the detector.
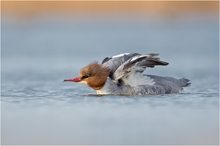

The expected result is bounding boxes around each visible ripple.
[1,80,219,109]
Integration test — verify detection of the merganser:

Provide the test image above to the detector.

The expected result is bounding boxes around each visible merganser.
[64,53,190,95]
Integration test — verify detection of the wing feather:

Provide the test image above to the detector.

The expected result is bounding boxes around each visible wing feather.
[113,54,169,84]
[102,53,139,78]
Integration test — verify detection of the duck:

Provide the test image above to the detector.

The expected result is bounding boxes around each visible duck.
[64,53,190,95]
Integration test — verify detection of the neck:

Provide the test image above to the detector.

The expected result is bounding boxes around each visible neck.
[96,78,120,94]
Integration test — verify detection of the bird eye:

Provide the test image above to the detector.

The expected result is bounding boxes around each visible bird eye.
[81,73,91,79]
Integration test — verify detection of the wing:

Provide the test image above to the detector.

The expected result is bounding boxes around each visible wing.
[113,53,169,84]
[102,53,139,78]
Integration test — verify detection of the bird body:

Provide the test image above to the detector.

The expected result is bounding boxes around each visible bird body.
[64,53,190,95]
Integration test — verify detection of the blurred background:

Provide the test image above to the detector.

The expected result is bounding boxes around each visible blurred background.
[2,1,219,78]
[1,1,219,145]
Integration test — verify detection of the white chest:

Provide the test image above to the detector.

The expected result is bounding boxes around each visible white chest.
[96,78,115,95]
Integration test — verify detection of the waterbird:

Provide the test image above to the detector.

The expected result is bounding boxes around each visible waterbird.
[64,53,190,95]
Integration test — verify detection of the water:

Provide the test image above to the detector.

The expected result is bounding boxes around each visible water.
[1,14,219,145]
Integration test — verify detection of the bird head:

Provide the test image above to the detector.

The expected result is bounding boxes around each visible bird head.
[64,63,110,90]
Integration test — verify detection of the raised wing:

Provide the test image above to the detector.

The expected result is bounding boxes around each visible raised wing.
[102,53,139,78]
[113,53,169,83]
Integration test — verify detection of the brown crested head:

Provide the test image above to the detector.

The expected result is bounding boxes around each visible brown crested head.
[79,63,110,90]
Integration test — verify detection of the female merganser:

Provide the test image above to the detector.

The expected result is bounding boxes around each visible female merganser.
[64,53,190,95]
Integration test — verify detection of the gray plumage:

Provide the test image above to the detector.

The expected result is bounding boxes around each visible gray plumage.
[102,53,139,78]
[97,53,190,95]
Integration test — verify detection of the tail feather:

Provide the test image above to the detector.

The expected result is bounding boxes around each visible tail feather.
[179,78,191,87]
